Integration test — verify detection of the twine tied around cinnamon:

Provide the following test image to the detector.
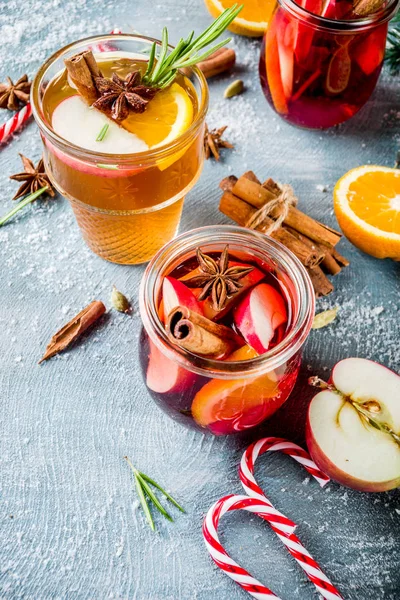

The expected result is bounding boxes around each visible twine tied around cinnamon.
[245,184,298,235]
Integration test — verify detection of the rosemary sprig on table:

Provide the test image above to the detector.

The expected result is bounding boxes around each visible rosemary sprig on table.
[386,12,400,74]
[124,456,184,531]
[142,4,243,89]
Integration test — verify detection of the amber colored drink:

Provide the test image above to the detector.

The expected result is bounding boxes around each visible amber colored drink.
[32,36,208,264]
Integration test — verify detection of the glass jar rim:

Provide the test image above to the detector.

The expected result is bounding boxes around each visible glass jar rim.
[31,33,209,165]
[139,225,315,380]
[278,0,399,31]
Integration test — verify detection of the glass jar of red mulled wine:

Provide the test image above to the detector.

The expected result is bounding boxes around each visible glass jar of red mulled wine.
[139,226,315,435]
[260,0,399,128]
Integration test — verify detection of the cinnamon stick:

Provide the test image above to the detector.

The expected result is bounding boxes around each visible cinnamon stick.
[232,175,342,247]
[166,306,238,358]
[306,266,334,297]
[39,300,106,363]
[197,47,236,79]
[285,225,342,275]
[353,0,385,15]
[219,192,324,268]
[64,50,102,105]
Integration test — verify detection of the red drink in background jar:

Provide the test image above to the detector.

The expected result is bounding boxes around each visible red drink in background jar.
[259,0,399,128]
[139,226,315,435]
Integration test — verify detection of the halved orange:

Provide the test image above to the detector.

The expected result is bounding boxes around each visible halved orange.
[191,345,285,434]
[204,0,275,37]
[334,166,400,259]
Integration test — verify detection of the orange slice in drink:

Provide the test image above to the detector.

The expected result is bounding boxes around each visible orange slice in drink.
[123,82,194,148]
[326,45,351,94]
[191,345,284,434]
[204,0,274,37]
[334,166,400,259]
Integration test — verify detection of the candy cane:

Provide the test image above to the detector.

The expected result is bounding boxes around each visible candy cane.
[0,102,32,146]
[239,438,343,600]
[203,494,283,600]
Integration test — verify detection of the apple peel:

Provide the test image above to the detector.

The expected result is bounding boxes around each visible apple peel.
[233,283,288,354]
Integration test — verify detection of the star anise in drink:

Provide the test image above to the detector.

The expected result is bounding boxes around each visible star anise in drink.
[184,246,253,311]
[93,72,158,121]
[0,74,31,111]
[10,154,55,200]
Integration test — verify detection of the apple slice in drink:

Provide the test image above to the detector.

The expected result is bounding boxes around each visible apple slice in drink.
[50,95,148,177]
[180,261,265,321]
[265,24,289,115]
[234,283,288,354]
[162,277,204,322]
[146,338,196,394]
[191,345,283,435]
[306,358,400,492]
[294,0,323,65]
[353,28,387,76]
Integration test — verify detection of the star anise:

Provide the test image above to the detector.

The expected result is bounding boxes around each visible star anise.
[184,246,253,312]
[10,154,55,200]
[204,124,234,161]
[93,72,158,121]
[0,74,31,111]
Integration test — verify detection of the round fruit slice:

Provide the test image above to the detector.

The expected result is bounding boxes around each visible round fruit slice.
[325,45,351,94]
[204,0,273,37]
[122,82,193,149]
[191,345,284,435]
[334,165,400,259]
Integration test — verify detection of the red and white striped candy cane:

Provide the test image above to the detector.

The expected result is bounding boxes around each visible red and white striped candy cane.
[203,494,284,600]
[0,102,32,146]
[240,438,343,600]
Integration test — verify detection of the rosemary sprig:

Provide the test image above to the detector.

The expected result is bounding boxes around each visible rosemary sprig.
[142,4,243,89]
[0,187,48,227]
[124,456,184,531]
[385,13,400,74]
[96,123,109,142]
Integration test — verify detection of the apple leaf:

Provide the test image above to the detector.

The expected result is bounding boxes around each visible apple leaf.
[312,307,338,330]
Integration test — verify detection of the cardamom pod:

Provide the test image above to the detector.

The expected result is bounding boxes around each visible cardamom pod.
[224,79,244,99]
[312,307,338,329]
[111,285,131,313]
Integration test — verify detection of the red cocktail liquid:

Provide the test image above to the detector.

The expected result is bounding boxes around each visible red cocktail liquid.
[260,0,388,128]
[139,250,302,435]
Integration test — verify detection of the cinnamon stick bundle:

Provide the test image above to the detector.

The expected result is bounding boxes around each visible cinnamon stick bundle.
[219,171,349,297]
[64,50,102,105]
[166,306,239,358]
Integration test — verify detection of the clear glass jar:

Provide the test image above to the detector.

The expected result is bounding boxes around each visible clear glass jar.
[139,225,315,435]
[259,0,398,128]
[31,34,208,264]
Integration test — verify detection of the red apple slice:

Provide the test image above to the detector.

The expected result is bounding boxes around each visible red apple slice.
[276,13,296,99]
[233,283,287,355]
[146,338,196,394]
[191,345,284,435]
[294,0,323,65]
[180,261,265,321]
[307,358,400,492]
[352,28,386,76]
[48,95,147,178]
[162,277,204,322]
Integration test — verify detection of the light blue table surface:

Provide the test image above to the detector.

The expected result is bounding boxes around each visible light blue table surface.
[0,1,399,598]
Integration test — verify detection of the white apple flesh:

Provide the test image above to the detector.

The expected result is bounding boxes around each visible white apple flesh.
[306,358,400,492]
[52,95,148,154]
